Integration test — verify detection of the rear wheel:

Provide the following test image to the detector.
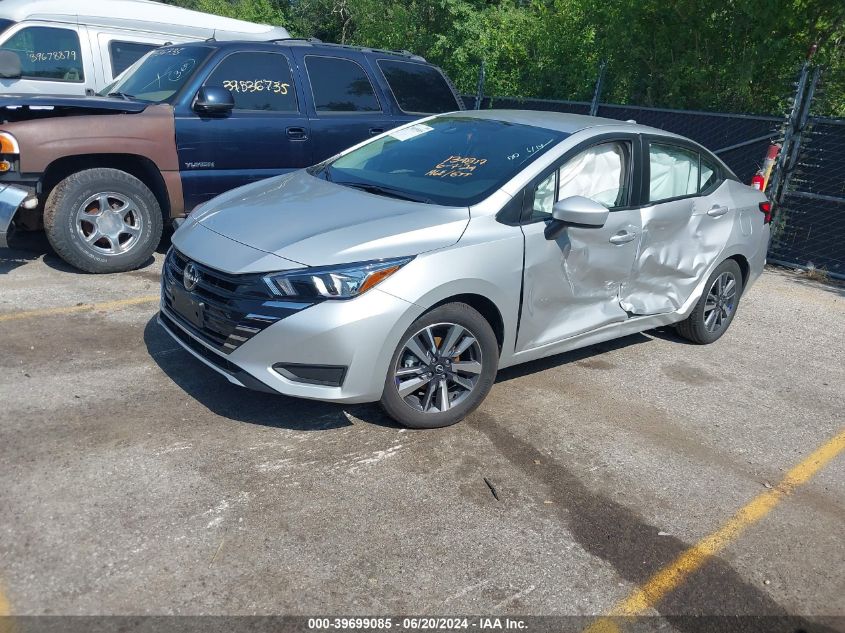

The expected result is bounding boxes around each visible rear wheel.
[380,303,499,429]
[43,168,162,273]
[675,259,743,344]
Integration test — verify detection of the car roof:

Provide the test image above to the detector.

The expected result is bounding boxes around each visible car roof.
[196,38,427,63]
[0,0,291,41]
[450,108,684,138]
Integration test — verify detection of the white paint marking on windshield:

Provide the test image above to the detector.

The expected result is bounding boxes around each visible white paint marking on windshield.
[388,123,434,142]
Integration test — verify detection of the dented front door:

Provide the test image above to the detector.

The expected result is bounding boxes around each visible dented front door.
[517,210,641,352]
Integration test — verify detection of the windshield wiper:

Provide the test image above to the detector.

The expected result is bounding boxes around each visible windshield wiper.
[336,181,434,204]
[107,92,136,100]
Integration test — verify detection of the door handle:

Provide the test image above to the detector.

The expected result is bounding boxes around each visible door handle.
[369,127,385,136]
[286,126,308,140]
[609,231,638,245]
[707,205,729,217]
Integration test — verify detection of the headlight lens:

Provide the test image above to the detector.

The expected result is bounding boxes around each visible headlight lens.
[264,257,413,300]
[0,132,20,155]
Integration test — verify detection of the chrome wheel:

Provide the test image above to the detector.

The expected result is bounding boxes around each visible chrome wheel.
[75,192,144,255]
[703,271,737,333]
[393,322,483,414]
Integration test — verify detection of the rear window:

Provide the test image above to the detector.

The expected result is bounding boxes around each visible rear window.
[305,55,381,113]
[0,26,84,82]
[109,41,159,77]
[378,59,459,114]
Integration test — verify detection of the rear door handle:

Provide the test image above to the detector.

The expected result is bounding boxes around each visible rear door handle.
[609,231,638,245]
[286,126,308,140]
[707,205,729,217]
[369,127,385,136]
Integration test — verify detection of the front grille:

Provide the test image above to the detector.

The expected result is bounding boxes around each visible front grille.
[161,249,310,354]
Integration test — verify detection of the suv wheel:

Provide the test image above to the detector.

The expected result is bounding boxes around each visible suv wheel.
[44,168,163,273]
[675,258,744,344]
[380,303,499,429]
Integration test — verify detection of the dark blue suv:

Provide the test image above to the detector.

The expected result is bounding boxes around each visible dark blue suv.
[0,38,464,272]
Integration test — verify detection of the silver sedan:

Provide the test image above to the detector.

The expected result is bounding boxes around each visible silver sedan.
[158,110,770,428]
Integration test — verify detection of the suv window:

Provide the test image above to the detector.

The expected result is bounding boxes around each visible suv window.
[110,41,158,77]
[305,55,381,113]
[377,59,459,113]
[649,143,700,202]
[0,26,84,82]
[531,141,631,221]
[205,52,297,112]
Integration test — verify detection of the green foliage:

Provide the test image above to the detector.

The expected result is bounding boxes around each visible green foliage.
[165,0,845,115]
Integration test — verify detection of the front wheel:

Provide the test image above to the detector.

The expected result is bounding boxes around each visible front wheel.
[380,303,499,429]
[43,168,162,273]
[675,259,743,344]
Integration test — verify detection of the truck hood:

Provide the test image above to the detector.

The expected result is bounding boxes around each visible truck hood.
[188,170,470,267]
[0,95,148,121]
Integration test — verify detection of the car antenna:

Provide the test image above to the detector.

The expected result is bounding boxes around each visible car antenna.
[206,29,216,43]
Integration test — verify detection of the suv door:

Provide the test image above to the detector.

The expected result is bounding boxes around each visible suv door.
[293,51,394,161]
[517,137,642,351]
[176,50,311,210]
[621,140,732,315]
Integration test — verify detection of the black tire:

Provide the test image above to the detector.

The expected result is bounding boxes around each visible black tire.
[380,303,499,429]
[675,259,744,344]
[43,168,163,273]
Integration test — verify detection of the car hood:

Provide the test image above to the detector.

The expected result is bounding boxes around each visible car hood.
[0,95,148,122]
[190,170,470,267]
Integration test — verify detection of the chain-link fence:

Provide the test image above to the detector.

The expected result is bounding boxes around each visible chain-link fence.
[768,67,845,278]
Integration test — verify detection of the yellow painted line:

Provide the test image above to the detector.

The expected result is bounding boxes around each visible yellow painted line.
[0,581,9,615]
[587,427,845,632]
[0,295,159,323]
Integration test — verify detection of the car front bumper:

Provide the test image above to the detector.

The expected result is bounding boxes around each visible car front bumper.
[157,251,423,404]
[0,184,30,248]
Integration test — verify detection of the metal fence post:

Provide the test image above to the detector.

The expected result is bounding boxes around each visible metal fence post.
[589,60,606,117]
[475,60,486,110]
[769,61,811,206]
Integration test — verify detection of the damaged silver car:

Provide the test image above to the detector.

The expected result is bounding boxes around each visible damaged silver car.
[158,111,771,428]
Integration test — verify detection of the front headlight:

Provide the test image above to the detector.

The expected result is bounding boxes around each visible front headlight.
[0,132,19,155]
[263,257,413,300]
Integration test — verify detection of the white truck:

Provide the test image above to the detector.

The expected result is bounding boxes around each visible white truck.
[0,0,290,95]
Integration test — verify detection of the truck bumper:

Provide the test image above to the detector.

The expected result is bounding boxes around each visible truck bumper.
[0,185,30,248]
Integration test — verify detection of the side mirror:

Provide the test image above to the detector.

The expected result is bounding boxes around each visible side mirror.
[193,86,234,114]
[544,195,609,240]
[0,50,22,79]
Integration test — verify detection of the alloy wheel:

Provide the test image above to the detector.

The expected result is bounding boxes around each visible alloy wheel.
[75,192,144,255]
[703,271,737,333]
[393,322,483,413]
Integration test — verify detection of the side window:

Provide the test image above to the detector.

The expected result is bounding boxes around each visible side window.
[110,41,158,77]
[532,172,556,219]
[305,55,381,113]
[205,52,297,112]
[0,26,84,82]
[530,141,630,221]
[649,143,700,202]
[377,59,459,113]
[699,154,722,192]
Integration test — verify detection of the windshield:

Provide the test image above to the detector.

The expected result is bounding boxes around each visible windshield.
[100,45,212,102]
[0,19,14,36]
[321,116,567,206]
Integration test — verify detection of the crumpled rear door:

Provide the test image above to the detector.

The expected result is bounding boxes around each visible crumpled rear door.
[621,186,734,315]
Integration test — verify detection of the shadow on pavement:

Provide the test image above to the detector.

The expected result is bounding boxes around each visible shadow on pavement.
[143,316,400,431]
